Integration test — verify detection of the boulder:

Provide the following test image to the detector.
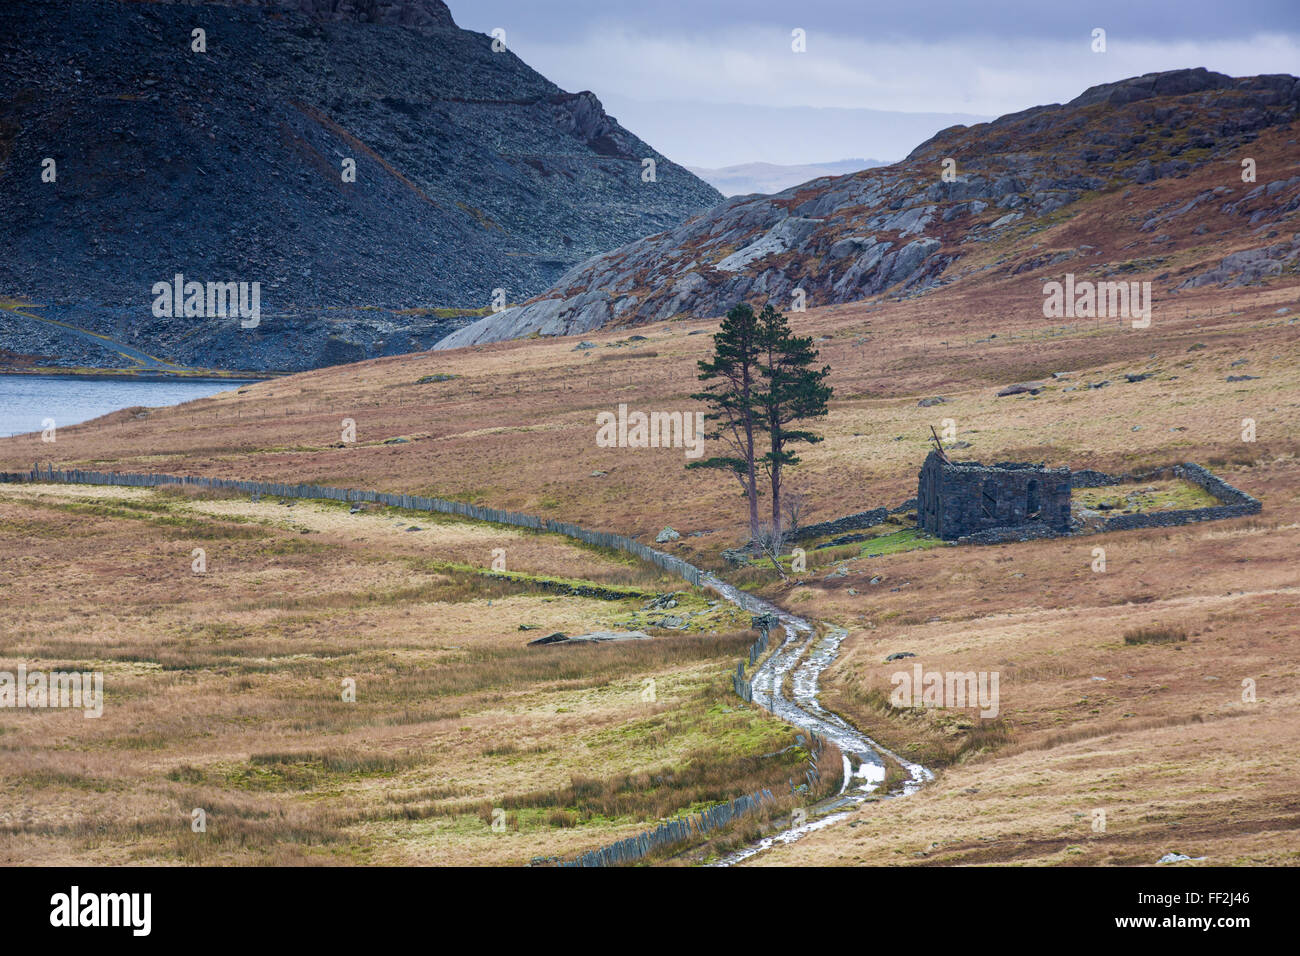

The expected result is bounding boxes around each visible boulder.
[997,381,1045,397]
[528,630,652,646]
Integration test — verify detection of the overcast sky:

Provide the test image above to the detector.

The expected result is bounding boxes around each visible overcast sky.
[447,1,1300,167]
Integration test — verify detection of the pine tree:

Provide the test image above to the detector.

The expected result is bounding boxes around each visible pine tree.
[754,304,832,538]
[689,302,762,540]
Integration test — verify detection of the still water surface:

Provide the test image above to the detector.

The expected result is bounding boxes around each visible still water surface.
[0,375,256,438]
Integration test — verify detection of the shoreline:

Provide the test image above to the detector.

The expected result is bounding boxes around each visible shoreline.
[0,369,272,384]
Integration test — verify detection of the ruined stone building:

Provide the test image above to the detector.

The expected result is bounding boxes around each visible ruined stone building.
[917,451,1073,540]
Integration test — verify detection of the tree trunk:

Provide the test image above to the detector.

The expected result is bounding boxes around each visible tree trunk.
[742,363,759,543]
[745,419,759,541]
[769,457,782,540]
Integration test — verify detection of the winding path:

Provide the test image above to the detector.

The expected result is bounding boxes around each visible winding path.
[1,304,183,370]
[701,573,933,866]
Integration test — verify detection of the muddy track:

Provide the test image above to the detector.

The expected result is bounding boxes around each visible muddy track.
[701,573,933,866]
[1,305,183,371]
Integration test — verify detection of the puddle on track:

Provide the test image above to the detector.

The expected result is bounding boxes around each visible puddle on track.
[701,573,932,866]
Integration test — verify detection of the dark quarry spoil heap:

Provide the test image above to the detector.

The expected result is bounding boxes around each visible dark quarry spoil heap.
[0,0,721,371]
[918,451,1073,541]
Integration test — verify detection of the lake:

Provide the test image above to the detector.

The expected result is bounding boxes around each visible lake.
[0,374,260,438]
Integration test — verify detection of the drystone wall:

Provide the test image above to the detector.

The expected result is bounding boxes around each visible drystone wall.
[1094,462,1261,531]
[7,465,704,584]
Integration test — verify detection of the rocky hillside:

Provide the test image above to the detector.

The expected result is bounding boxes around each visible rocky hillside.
[437,69,1300,349]
[0,0,720,372]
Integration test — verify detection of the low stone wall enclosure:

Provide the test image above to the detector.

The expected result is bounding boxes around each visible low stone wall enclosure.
[930,457,1260,544]
[1072,461,1262,533]
[786,457,1259,547]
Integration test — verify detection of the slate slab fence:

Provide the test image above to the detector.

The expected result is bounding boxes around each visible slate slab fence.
[9,464,704,584]
[731,613,777,703]
[560,788,776,867]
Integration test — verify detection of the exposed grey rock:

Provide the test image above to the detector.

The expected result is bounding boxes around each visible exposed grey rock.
[437,291,614,348]
[832,237,893,296]
[716,217,823,272]
[1177,235,1300,289]
[652,616,687,629]
[867,204,934,237]
[997,381,1045,396]
[528,630,652,646]
[431,69,1300,350]
[828,235,876,260]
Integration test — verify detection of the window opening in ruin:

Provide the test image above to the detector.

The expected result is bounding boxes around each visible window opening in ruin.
[981,479,997,518]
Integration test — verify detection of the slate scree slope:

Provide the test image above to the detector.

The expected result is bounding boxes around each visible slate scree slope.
[0,0,721,371]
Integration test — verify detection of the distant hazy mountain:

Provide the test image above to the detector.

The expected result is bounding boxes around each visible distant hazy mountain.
[598,97,994,169]
[687,159,889,196]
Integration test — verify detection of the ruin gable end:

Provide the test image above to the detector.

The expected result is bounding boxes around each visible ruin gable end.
[918,451,1072,540]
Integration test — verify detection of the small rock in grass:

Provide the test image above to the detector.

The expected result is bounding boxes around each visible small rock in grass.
[996,381,1044,397]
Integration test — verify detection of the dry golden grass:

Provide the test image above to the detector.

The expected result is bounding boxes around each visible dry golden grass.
[0,485,814,866]
[744,469,1300,865]
[1,137,1297,864]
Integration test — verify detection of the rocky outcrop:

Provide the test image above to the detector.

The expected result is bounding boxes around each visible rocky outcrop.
[528,630,652,646]
[717,217,824,272]
[1177,234,1300,289]
[436,69,1300,350]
